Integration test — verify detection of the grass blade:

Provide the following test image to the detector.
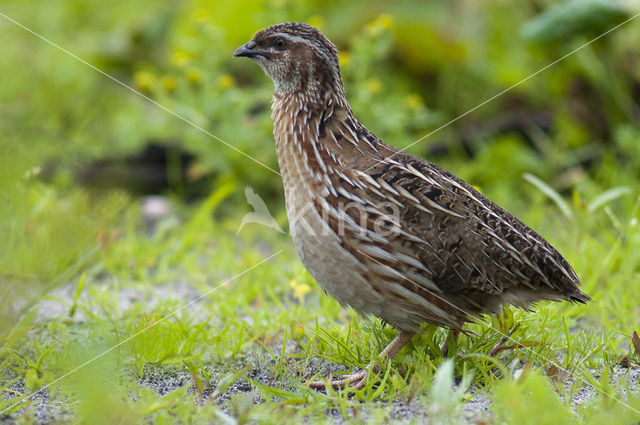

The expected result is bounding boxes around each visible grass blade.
[523,173,573,220]
[587,186,631,212]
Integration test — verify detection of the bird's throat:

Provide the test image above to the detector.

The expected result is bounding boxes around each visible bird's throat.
[271,91,325,179]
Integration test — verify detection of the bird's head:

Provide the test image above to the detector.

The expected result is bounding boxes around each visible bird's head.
[233,22,343,97]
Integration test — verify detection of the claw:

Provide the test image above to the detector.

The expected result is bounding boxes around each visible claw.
[309,369,369,391]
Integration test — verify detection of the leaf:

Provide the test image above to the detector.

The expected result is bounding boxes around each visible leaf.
[161,351,204,364]
[547,364,559,378]
[632,331,640,357]
[587,186,632,212]
[25,368,44,391]
[145,386,189,414]
[546,363,568,383]
[69,272,86,317]
[431,359,455,404]
[187,178,236,232]
[211,372,241,401]
[491,341,541,355]
[184,361,205,395]
[522,0,629,43]
[523,173,573,220]
[619,355,630,368]
[1,308,37,351]
[0,376,23,415]
[251,379,334,407]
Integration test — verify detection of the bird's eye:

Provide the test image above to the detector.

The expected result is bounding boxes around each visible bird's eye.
[274,38,286,49]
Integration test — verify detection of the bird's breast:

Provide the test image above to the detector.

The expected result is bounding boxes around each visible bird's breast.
[272,106,391,317]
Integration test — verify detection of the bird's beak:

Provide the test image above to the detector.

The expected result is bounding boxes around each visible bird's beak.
[233,40,259,58]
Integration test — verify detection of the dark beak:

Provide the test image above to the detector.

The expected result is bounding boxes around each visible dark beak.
[233,41,259,58]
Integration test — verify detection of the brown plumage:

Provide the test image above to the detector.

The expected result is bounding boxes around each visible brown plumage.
[233,22,590,389]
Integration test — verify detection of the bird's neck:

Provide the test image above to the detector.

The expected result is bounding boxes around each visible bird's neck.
[271,88,357,182]
[272,87,350,145]
[271,83,386,181]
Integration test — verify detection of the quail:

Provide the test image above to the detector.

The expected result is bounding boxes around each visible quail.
[233,22,590,389]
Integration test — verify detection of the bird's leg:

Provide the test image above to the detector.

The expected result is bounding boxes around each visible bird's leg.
[441,329,461,358]
[309,329,414,391]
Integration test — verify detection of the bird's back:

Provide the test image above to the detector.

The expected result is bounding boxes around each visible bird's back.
[362,143,590,316]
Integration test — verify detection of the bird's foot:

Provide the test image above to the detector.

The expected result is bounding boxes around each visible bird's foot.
[308,368,370,391]
[308,330,414,392]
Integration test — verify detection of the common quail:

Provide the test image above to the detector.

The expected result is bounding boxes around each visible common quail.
[233,22,590,389]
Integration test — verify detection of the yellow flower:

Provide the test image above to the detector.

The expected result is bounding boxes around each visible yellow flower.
[171,51,191,68]
[217,73,235,89]
[193,8,210,24]
[365,13,395,37]
[134,70,155,93]
[377,13,394,29]
[162,75,178,92]
[308,15,324,30]
[186,68,202,85]
[338,52,351,67]
[365,78,382,94]
[406,93,423,109]
[289,278,311,305]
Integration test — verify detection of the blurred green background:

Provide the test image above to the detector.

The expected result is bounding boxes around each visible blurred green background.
[2,0,640,422]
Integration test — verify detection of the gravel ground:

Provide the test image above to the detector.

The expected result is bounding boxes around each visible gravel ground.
[2,280,638,424]
[5,358,639,424]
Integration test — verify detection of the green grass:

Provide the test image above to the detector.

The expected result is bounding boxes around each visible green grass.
[2,169,639,423]
[2,0,640,423]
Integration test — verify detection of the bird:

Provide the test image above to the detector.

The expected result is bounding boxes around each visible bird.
[233,22,590,390]
[237,186,284,234]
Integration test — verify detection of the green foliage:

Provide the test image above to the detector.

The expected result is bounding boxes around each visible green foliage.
[426,359,472,424]
[522,0,630,44]
[491,367,577,425]
[130,312,207,377]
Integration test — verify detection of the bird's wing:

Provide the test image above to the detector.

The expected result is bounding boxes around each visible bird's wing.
[349,155,583,303]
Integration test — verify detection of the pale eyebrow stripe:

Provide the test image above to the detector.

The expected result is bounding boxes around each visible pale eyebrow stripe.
[270,32,315,47]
